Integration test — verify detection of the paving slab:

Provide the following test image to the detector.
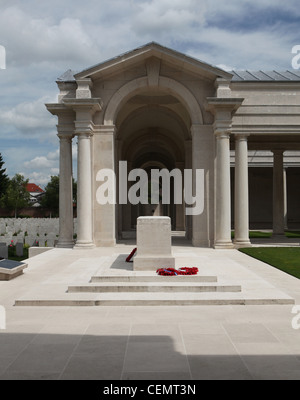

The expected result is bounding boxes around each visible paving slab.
[0,242,300,380]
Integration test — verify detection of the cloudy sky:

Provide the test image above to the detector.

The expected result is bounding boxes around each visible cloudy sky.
[0,0,299,187]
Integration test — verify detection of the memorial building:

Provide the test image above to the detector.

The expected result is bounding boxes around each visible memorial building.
[46,42,300,249]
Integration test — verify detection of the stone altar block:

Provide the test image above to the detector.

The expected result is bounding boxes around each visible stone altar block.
[133,216,175,271]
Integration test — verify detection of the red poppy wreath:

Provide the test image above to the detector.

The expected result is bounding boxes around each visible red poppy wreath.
[156,267,198,276]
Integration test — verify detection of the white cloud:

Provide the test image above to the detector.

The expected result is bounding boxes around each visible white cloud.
[24,156,57,170]
[132,0,205,36]
[0,96,56,135]
[0,6,101,67]
[1,0,300,183]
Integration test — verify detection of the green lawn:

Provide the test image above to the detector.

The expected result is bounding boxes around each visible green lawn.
[7,246,29,262]
[239,247,300,279]
[232,231,300,239]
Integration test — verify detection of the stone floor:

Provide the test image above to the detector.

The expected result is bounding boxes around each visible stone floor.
[0,237,300,380]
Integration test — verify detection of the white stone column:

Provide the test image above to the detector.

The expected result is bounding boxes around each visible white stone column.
[75,131,94,248]
[45,105,76,249]
[93,125,116,246]
[56,133,74,248]
[175,161,185,231]
[273,150,285,236]
[215,131,233,248]
[234,134,251,246]
[284,167,288,230]
[184,140,192,240]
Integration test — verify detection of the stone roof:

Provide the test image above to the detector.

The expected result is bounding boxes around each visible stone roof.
[57,67,300,83]
[56,69,77,82]
[231,70,300,81]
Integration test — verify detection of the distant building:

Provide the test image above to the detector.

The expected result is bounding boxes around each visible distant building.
[26,183,44,207]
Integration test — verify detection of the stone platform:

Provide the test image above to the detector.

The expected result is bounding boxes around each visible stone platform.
[9,244,295,307]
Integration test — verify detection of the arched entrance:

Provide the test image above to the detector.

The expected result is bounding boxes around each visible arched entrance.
[113,89,190,238]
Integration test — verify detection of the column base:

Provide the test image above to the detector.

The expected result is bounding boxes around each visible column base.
[214,240,234,249]
[56,240,75,249]
[74,241,96,249]
[233,239,252,248]
[272,233,285,238]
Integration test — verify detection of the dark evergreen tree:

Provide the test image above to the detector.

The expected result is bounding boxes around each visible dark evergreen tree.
[0,153,9,199]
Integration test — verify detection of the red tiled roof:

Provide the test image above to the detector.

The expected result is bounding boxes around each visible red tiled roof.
[26,183,44,193]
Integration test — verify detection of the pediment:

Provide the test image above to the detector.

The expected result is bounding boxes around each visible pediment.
[74,42,232,82]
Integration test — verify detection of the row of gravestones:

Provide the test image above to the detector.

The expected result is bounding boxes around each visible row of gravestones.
[0,242,24,258]
[0,219,77,257]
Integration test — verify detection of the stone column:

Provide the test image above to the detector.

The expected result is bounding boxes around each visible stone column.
[215,131,233,248]
[122,161,132,232]
[190,125,214,247]
[273,150,285,236]
[45,104,76,249]
[234,134,251,246]
[284,167,288,230]
[93,125,116,246]
[207,97,244,249]
[56,133,74,248]
[75,130,94,248]
[175,161,185,231]
[184,140,192,240]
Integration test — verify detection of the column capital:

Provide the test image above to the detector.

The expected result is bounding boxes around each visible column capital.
[235,133,250,140]
[63,98,103,115]
[206,97,244,116]
[272,149,285,156]
[57,133,73,142]
[57,123,75,138]
[75,121,95,137]
[214,127,231,138]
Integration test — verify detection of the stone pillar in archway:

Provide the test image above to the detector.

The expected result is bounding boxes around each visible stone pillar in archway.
[122,161,133,232]
[45,104,75,248]
[191,125,214,247]
[75,129,94,248]
[57,133,74,248]
[175,161,185,231]
[272,150,285,236]
[93,125,116,246]
[207,97,244,249]
[234,134,251,247]
[215,130,233,248]
[61,98,102,248]
[184,140,192,240]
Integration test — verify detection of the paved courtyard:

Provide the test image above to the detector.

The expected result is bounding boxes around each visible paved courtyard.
[0,239,300,380]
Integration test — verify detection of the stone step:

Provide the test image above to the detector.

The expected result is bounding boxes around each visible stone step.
[90,275,218,283]
[14,291,295,307]
[67,282,242,293]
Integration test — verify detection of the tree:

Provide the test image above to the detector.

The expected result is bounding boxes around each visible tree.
[0,153,9,199]
[40,175,59,216]
[2,174,31,218]
[41,175,77,217]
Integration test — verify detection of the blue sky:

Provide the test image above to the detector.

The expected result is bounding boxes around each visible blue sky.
[0,0,299,187]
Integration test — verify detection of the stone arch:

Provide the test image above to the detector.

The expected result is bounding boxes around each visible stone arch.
[104,76,203,126]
